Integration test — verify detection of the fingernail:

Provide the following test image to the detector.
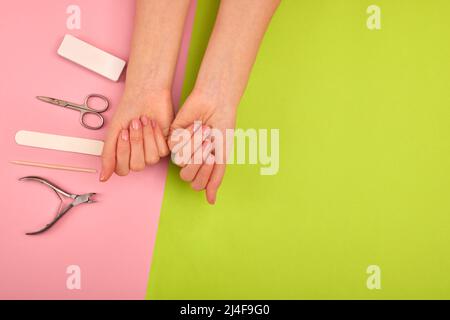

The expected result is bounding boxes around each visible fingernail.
[209,192,217,205]
[203,140,212,160]
[171,128,183,139]
[121,129,129,141]
[140,115,149,126]
[206,153,215,165]
[193,121,202,132]
[99,171,106,182]
[203,126,211,139]
[151,119,157,128]
[131,119,140,130]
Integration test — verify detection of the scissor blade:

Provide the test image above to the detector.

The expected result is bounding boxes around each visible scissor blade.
[36,96,67,107]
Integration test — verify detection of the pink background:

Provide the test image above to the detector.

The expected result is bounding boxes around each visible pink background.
[0,0,196,299]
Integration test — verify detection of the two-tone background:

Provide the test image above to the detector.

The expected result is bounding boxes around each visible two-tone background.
[1,0,450,299]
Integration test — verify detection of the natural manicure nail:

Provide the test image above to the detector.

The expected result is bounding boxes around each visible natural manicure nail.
[193,121,202,132]
[206,153,215,165]
[203,126,211,140]
[131,119,141,130]
[140,115,149,126]
[121,129,129,141]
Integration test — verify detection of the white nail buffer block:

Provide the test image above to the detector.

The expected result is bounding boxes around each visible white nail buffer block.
[15,130,104,156]
[57,34,126,81]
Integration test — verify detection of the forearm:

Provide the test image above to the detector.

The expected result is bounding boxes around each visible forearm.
[194,0,280,107]
[125,0,191,97]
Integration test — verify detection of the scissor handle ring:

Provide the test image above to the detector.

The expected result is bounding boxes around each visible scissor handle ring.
[80,111,105,130]
[84,94,109,112]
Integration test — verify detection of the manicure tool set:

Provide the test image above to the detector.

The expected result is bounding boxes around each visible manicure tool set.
[12,34,126,235]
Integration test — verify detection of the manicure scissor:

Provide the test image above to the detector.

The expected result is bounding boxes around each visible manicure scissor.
[36,94,109,130]
[20,176,96,235]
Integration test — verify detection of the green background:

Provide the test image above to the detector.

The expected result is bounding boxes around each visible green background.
[147,0,450,299]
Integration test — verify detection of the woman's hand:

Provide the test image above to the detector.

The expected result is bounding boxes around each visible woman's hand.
[169,90,237,205]
[100,89,172,181]
[98,0,191,181]
[168,0,280,204]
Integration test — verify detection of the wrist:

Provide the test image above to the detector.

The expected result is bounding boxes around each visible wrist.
[189,85,238,113]
[124,72,172,97]
[192,72,243,111]
[123,80,171,101]
[124,53,174,98]
[120,85,172,111]
[193,58,251,110]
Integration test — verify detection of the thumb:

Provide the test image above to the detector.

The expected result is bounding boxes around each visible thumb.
[170,102,201,132]
[168,104,202,150]
[100,125,120,182]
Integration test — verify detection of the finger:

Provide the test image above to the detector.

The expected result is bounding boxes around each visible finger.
[171,125,211,167]
[129,118,145,171]
[168,98,203,139]
[168,121,201,151]
[179,139,212,182]
[206,164,226,205]
[191,154,215,191]
[141,115,160,165]
[152,120,170,157]
[115,129,131,176]
[100,125,119,182]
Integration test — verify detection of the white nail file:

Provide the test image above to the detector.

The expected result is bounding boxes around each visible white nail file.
[15,130,104,156]
[57,34,126,81]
